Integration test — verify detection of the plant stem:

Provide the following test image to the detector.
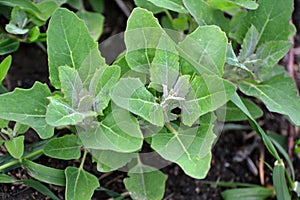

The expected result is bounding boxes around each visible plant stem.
[164,9,173,21]
[79,150,88,170]
[0,159,19,171]
[23,149,43,160]
[165,123,179,136]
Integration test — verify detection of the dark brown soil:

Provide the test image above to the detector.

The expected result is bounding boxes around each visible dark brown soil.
[0,0,300,200]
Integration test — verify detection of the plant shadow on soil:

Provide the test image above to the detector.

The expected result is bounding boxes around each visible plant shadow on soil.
[1,0,300,199]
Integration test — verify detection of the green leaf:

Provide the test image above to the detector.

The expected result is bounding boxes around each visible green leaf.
[58,66,83,107]
[133,0,164,14]
[0,82,53,139]
[182,75,236,126]
[273,161,291,200]
[47,8,98,88]
[151,113,217,179]
[28,26,40,42]
[79,108,143,153]
[0,173,17,183]
[0,55,11,83]
[239,74,300,126]
[216,98,263,122]
[294,181,300,197]
[65,167,99,200]
[66,0,82,9]
[0,0,43,19]
[5,23,29,35]
[145,0,187,13]
[226,43,252,73]
[91,149,136,172]
[88,0,104,13]
[221,187,274,200]
[23,160,66,186]
[111,78,164,127]
[20,179,60,200]
[0,119,8,128]
[89,65,121,115]
[183,0,230,33]
[46,97,96,126]
[77,11,104,41]
[5,136,24,159]
[238,25,259,62]
[207,0,258,10]
[0,34,19,55]
[233,0,293,44]
[178,25,228,77]
[230,93,280,160]
[44,134,81,160]
[255,41,291,79]
[125,8,163,73]
[124,165,167,200]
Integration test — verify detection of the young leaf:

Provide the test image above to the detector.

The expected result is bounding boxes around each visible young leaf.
[124,165,167,200]
[221,187,274,200]
[79,108,143,153]
[226,43,251,73]
[239,74,300,126]
[43,134,81,160]
[182,75,236,126]
[133,0,164,14]
[58,65,83,107]
[273,161,291,200]
[89,65,121,115]
[46,97,96,126]
[151,113,217,179]
[207,0,258,10]
[0,173,17,183]
[91,149,136,172]
[0,82,53,139]
[77,10,104,41]
[183,0,230,33]
[22,160,66,186]
[178,25,228,77]
[111,78,164,127]
[125,8,163,73]
[47,8,98,88]
[0,55,11,83]
[150,32,179,90]
[5,135,24,159]
[65,167,99,200]
[238,25,259,62]
[145,0,187,13]
[0,119,8,128]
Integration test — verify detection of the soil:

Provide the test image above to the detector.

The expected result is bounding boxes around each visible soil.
[1,0,300,199]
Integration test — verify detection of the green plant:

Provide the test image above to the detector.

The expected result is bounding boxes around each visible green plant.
[0,0,299,199]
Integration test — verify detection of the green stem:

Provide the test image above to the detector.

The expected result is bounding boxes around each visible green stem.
[79,150,88,170]
[0,159,19,171]
[164,9,173,21]
[23,149,43,160]
[165,123,179,136]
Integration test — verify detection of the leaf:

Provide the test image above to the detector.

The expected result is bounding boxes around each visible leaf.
[20,179,60,200]
[0,119,8,128]
[182,75,236,126]
[233,0,293,44]
[124,165,167,200]
[255,41,291,79]
[294,181,300,197]
[65,167,99,200]
[238,25,259,62]
[125,8,163,73]
[178,25,228,77]
[46,97,96,126]
[273,161,291,200]
[183,0,230,33]
[0,173,17,183]
[58,66,83,107]
[77,10,104,41]
[207,0,258,10]
[239,74,300,126]
[0,0,43,19]
[79,108,143,153]
[111,78,164,126]
[47,8,98,88]
[150,32,179,90]
[22,160,66,186]
[0,55,11,83]
[151,113,217,179]
[91,149,136,172]
[221,187,274,200]
[226,43,252,73]
[43,134,81,160]
[89,65,121,115]
[4,136,24,159]
[133,0,164,14]
[145,0,187,13]
[0,82,53,139]
[88,0,104,13]
[216,98,263,122]
[0,34,19,55]
[5,23,29,35]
